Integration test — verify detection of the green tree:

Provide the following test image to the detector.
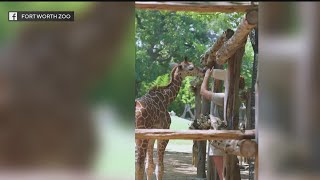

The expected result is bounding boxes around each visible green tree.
[136,10,253,115]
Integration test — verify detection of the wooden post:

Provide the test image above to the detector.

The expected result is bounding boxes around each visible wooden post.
[216,9,258,65]
[198,93,210,178]
[255,149,259,180]
[207,143,213,180]
[202,29,234,69]
[245,88,252,130]
[224,41,246,130]
[249,28,258,129]
[223,155,241,180]
[192,80,202,167]
[222,38,247,180]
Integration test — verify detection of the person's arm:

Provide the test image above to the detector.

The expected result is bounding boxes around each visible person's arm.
[200,68,214,101]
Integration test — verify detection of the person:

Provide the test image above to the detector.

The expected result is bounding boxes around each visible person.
[200,68,225,179]
[201,68,247,179]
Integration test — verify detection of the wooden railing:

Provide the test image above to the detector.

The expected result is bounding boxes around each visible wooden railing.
[135,129,255,140]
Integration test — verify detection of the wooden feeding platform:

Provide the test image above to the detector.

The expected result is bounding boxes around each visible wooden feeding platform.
[135,2,259,179]
[135,129,258,158]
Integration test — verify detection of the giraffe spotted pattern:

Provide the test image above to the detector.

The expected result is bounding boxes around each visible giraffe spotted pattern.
[135,59,204,180]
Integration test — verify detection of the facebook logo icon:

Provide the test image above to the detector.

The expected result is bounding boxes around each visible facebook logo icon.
[8,12,18,21]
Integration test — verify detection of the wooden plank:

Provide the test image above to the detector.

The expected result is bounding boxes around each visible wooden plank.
[216,9,258,65]
[135,2,258,13]
[135,129,255,140]
[202,29,234,69]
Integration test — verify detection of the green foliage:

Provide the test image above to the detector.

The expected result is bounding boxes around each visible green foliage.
[169,76,196,114]
[241,38,254,88]
[149,73,171,89]
[136,10,254,115]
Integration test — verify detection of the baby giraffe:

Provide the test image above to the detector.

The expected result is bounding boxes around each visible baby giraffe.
[135,58,204,180]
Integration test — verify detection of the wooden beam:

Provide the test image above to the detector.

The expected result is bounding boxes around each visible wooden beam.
[245,88,253,129]
[135,2,258,13]
[255,150,259,180]
[210,139,257,157]
[221,27,247,180]
[197,81,211,178]
[202,29,234,69]
[223,154,241,180]
[249,28,258,130]
[135,129,255,140]
[216,9,258,65]
[192,81,202,167]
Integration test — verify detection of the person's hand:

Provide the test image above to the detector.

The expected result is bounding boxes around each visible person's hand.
[204,68,213,78]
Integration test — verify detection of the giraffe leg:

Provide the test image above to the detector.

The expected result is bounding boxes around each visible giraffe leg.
[136,139,148,180]
[145,139,155,180]
[155,139,169,180]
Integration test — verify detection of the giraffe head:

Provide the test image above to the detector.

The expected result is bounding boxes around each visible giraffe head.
[171,57,205,78]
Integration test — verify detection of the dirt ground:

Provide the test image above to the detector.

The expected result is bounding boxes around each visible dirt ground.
[136,147,251,180]
[163,151,198,180]
[163,151,251,180]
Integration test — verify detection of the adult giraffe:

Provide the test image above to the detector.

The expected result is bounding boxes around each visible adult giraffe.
[135,58,204,180]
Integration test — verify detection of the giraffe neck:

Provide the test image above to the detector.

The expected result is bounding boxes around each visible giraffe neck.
[164,72,183,105]
[150,66,184,108]
[145,66,184,108]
